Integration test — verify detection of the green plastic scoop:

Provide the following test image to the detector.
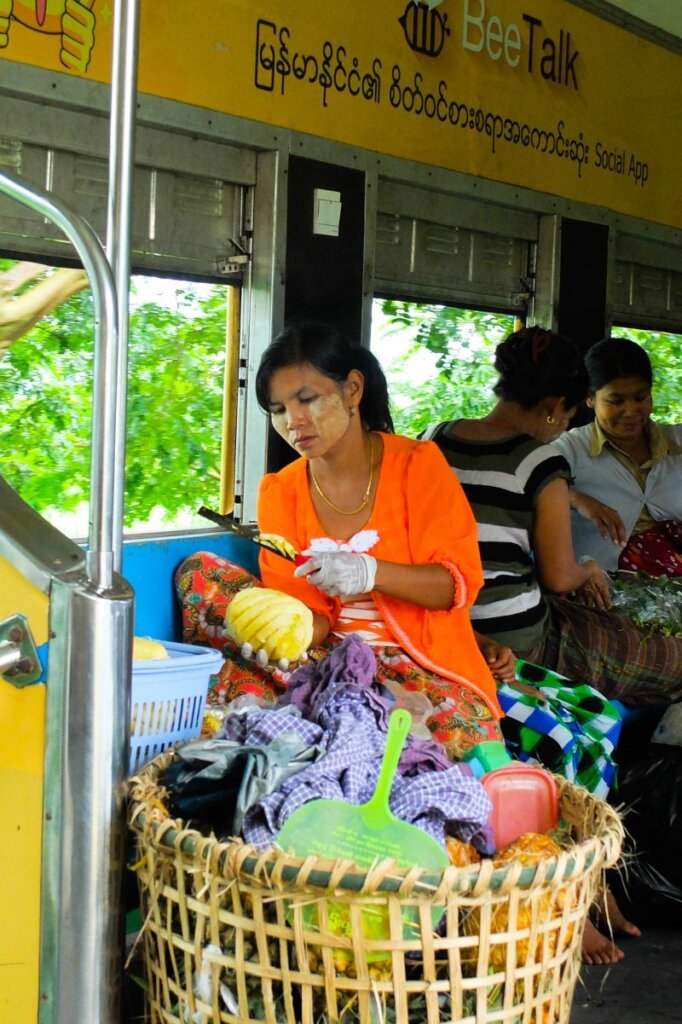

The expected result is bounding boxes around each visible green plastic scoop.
[277,709,449,961]
[277,708,449,871]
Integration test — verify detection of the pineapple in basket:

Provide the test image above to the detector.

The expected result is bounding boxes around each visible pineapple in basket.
[463,833,574,970]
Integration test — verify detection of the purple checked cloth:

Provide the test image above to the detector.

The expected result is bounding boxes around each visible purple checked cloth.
[221,636,494,854]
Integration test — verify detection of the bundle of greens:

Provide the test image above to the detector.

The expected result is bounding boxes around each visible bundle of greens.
[610,572,682,638]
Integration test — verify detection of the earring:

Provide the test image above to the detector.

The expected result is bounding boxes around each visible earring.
[546,415,555,425]
[349,405,356,417]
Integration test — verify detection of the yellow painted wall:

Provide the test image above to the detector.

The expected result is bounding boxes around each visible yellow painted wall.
[0,557,48,1024]
[0,0,680,228]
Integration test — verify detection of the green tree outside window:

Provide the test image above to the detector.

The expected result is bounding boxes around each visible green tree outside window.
[372,299,682,437]
[0,259,226,534]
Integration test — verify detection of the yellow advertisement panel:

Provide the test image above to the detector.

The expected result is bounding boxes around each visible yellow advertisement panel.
[0,0,680,228]
[0,556,48,1023]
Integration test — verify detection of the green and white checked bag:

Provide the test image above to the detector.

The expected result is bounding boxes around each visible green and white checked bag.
[497,660,623,799]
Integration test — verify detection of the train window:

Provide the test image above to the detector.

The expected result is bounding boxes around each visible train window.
[610,326,682,423]
[0,258,228,538]
[374,182,535,312]
[612,243,682,331]
[371,298,513,437]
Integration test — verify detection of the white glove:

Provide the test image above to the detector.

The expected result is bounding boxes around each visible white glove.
[294,551,377,598]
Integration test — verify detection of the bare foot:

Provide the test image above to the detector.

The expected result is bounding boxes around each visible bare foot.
[582,890,642,965]
[598,889,641,939]
[582,919,625,966]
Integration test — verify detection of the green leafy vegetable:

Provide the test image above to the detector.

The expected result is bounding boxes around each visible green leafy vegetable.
[610,572,682,639]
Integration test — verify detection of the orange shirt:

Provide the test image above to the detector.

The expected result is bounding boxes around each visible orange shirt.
[257,433,501,718]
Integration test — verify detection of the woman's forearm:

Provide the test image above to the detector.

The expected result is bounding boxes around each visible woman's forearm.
[569,489,628,545]
[373,560,455,610]
[539,559,595,594]
[311,612,331,646]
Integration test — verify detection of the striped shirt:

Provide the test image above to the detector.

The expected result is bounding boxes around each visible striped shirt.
[332,596,394,645]
[427,424,571,652]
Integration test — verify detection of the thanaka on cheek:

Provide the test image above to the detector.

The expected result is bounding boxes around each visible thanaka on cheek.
[301,394,353,456]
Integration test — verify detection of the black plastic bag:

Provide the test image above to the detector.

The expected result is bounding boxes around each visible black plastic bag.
[162,735,321,839]
[609,743,682,926]
[163,747,251,838]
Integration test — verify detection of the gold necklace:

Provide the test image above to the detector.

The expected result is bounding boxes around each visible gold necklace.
[310,433,375,515]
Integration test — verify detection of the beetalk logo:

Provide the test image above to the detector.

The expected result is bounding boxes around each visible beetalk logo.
[400,0,581,90]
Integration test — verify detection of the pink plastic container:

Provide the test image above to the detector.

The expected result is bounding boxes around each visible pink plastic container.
[482,764,559,849]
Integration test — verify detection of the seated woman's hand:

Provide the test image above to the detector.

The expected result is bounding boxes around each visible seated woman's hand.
[474,632,517,683]
[294,550,377,598]
[238,640,308,673]
[570,491,628,546]
[575,561,612,611]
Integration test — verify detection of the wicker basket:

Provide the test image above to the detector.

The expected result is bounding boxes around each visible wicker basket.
[128,752,624,1024]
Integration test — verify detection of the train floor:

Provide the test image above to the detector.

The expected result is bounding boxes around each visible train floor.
[570,926,682,1024]
[571,713,681,1023]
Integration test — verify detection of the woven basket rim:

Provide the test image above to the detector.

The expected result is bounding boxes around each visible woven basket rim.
[128,749,624,898]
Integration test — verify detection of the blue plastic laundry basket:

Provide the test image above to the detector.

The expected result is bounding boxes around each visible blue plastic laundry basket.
[129,641,223,774]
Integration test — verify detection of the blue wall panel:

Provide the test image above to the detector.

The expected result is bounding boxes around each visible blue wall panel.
[121,532,259,641]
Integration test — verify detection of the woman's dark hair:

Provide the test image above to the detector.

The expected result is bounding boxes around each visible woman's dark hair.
[255,320,394,432]
[493,325,588,410]
[584,336,653,395]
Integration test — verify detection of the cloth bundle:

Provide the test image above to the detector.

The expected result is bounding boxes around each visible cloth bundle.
[162,722,322,838]
[497,660,622,799]
[220,635,494,854]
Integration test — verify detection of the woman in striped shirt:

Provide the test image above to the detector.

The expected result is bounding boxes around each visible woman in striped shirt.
[426,324,682,963]
[426,325,682,709]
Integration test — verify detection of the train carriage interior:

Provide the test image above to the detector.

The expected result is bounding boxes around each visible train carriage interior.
[0,1,681,1022]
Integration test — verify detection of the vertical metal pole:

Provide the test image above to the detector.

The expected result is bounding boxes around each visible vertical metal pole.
[106,0,140,573]
[0,171,133,1024]
[45,581,133,1024]
[219,286,241,516]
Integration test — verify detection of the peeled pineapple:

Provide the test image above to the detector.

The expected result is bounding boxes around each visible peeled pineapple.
[225,586,313,662]
[133,637,169,661]
[256,532,297,560]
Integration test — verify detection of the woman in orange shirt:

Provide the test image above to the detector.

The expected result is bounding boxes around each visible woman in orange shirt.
[178,319,499,761]
[178,321,502,759]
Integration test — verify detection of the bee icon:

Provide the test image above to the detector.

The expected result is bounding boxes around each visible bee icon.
[399,0,450,58]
